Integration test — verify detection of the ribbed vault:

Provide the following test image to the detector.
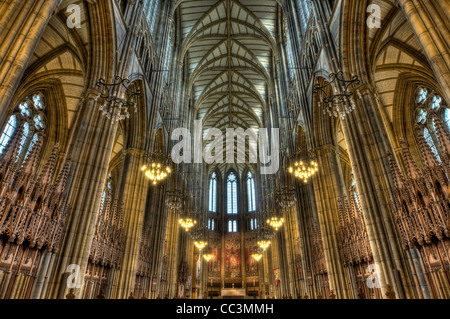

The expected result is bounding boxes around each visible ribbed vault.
[178,0,279,173]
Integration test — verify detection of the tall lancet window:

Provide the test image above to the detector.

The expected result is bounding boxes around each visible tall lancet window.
[0,93,47,162]
[101,174,113,208]
[247,172,256,212]
[208,172,217,213]
[228,220,237,233]
[227,172,238,215]
[415,87,447,163]
[0,115,17,154]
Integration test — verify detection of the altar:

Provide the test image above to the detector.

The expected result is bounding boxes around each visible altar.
[221,288,246,299]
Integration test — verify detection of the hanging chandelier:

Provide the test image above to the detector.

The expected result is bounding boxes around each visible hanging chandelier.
[179,191,199,232]
[179,217,197,232]
[257,240,271,250]
[252,249,264,261]
[313,71,362,120]
[203,254,214,262]
[267,216,285,231]
[191,224,208,251]
[252,254,263,261]
[95,76,142,122]
[203,245,214,262]
[257,223,274,250]
[277,186,296,209]
[289,160,319,183]
[141,153,172,186]
[166,189,183,211]
[194,241,208,251]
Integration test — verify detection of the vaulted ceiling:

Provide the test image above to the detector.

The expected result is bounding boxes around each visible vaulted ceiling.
[176,0,281,172]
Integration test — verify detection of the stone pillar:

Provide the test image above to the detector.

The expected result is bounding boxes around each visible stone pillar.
[30,252,53,299]
[45,95,118,299]
[145,185,169,298]
[341,85,416,298]
[0,0,61,117]
[115,149,148,299]
[397,0,450,102]
[314,145,350,299]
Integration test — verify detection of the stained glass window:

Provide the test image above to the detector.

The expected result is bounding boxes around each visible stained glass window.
[209,172,217,213]
[417,88,427,104]
[250,218,258,231]
[34,114,46,130]
[19,102,31,117]
[0,93,46,162]
[24,133,38,161]
[423,127,441,163]
[227,172,238,215]
[247,172,256,212]
[415,88,447,163]
[17,122,30,161]
[208,218,215,231]
[0,115,17,154]
[431,96,442,110]
[445,109,450,131]
[32,94,45,110]
[228,220,237,233]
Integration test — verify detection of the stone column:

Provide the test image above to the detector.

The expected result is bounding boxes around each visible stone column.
[0,0,61,117]
[145,185,169,298]
[45,95,118,299]
[29,252,53,299]
[341,85,416,298]
[115,149,148,299]
[313,145,350,299]
[397,0,450,102]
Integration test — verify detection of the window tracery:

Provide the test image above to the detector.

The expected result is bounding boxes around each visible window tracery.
[0,93,47,163]
[209,172,217,213]
[227,172,238,215]
[414,88,447,163]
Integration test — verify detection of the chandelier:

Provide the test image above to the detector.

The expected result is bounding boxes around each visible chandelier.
[257,223,274,250]
[252,249,264,261]
[194,241,208,251]
[141,153,172,186]
[166,189,183,211]
[202,245,214,262]
[95,76,142,122]
[267,216,285,231]
[277,186,296,209]
[203,254,214,262]
[313,71,361,120]
[258,240,271,250]
[179,217,197,232]
[179,190,199,232]
[191,224,208,251]
[289,161,319,183]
